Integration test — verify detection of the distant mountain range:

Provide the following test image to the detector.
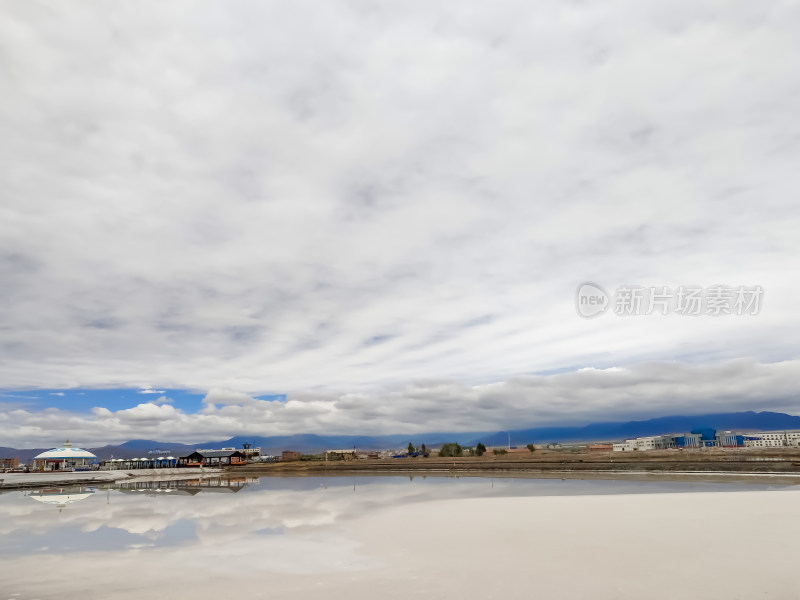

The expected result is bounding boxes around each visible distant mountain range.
[3,411,800,461]
[473,410,800,447]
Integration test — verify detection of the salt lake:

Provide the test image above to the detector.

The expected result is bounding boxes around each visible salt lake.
[1,475,799,599]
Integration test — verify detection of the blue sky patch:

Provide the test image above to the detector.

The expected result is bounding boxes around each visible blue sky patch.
[0,388,208,414]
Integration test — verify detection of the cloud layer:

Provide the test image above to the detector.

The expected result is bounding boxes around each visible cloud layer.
[1,1,799,444]
[2,360,799,447]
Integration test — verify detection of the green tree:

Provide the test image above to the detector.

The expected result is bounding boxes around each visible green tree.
[420,443,427,454]
[526,443,536,453]
[408,442,415,454]
[300,453,325,461]
[475,442,486,456]
[439,443,463,457]
[493,448,507,456]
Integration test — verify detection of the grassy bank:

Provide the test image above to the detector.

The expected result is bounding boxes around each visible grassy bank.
[227,448,800,476]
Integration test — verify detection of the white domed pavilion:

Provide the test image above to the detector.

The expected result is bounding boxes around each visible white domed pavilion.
[33,440,96,471]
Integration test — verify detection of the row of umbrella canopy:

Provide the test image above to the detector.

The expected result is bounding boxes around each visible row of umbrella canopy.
[108,457,176,462]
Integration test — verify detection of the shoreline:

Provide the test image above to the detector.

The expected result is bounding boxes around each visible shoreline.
[5,466,798,492]
[0,467,222,490]
[253,468,800,483]
[227,450,800,477]
[231,467,800,486]
[5,451,800,490]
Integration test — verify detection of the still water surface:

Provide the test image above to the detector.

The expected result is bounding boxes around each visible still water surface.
[1,475,798,599]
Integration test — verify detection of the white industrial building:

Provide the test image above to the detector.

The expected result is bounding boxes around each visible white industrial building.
[613,434,699,452]
[613,429,800,451]
[613,437,668,452]
[743,431,800,448]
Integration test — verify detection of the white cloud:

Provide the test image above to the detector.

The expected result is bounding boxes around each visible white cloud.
[0,1,798,440]
[1,359,798,447]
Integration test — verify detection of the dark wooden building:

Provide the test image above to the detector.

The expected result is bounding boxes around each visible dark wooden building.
[178,450,247,467]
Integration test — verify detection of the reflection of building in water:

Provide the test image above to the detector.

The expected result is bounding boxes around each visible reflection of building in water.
[29,486,96,511]
[34,440,97,471]
[114,477,258,496]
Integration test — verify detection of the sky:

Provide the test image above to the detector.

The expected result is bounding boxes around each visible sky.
[1,0,799,447]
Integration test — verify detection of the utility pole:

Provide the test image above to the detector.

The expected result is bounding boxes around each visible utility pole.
[508,433,511,450]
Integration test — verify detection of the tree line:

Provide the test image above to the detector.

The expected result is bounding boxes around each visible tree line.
[408,441,537,457]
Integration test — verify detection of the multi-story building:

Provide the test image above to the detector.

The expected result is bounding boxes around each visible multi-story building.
[673,433,703,448]
[613,435,676,452]
[614,431,731,451]
[716,431,745,447]
[281,450,302,461]
[639,436,673,450]
[1,458,19,470]
[239,443,261,460]
[742,431,800,448]
[613,429,800,451]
